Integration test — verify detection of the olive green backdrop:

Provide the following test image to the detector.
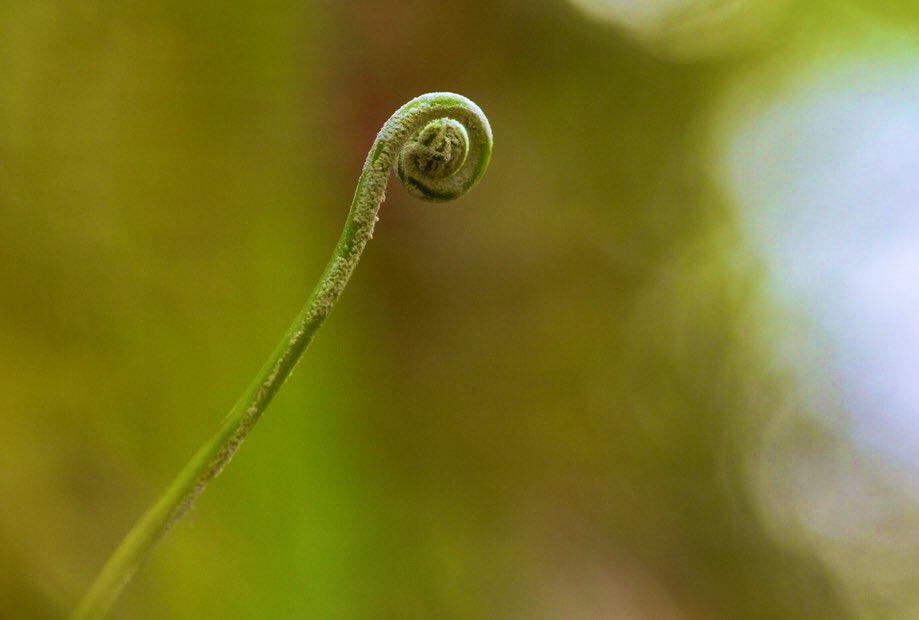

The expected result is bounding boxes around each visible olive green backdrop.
[2,1,917,618]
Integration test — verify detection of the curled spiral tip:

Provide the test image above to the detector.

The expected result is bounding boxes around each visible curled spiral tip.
[379,92,492,203]
[399,117,469,186]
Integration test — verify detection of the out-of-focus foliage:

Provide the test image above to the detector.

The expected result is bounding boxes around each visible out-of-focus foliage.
[2,1,917,619]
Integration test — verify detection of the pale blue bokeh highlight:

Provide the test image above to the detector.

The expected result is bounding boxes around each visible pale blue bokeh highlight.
[717,45,919,617]
[724,52,919,481]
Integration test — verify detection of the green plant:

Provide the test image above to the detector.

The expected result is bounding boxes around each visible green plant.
[71,92,493,620]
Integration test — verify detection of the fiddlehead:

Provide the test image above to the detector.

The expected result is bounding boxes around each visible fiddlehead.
[71,92,492,620]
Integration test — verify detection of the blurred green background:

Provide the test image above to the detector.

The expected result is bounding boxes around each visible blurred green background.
[3,1,919,618]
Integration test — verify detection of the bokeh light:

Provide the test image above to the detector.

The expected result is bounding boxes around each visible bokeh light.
[566,0,793,59]
[714,29,919,619]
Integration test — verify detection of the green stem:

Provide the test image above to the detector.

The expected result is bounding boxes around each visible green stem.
[71,92,492,620]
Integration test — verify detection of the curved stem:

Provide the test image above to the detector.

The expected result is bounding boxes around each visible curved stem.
[70,92,492,620]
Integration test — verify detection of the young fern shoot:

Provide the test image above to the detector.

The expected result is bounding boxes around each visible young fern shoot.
[71,92,493,620]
